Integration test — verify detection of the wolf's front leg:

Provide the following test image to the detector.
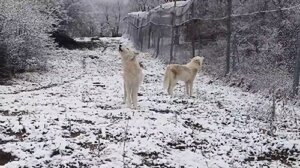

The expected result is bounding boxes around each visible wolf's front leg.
[185,82,190,96]
[123,83,127,104]
[189,81,194,97]
[168,80,176,96]
[132,87,138,109]
[125,85,132,108]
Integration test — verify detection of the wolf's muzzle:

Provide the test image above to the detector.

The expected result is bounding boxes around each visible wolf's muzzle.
[119,45,123,52]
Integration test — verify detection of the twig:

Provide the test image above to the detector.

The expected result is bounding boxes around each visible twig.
[269,88,276,136]
[122,112,129,168]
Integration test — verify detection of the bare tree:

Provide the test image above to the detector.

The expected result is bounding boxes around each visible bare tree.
[293,30,300,96]
[169,0,176,63]
[225,0,232,75]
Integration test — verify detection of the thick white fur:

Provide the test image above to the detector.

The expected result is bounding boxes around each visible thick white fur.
[118,45,144,109]
[164,56,204,96]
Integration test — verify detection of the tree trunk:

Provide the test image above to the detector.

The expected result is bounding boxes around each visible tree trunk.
[225,0,232,75]
[148,23,152,49]
[156,31,161,58]
[232,33,237,72]
[174,26,179,45]
[140,27,143,51]
[169,0,176,63]
[293,31,300,96]
[191,0,195,58]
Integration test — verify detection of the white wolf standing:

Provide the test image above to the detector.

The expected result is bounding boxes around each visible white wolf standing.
[118,45,144,109]
[163,56,204,96]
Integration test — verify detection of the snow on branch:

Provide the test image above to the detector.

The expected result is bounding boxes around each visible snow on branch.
[126,3,300,29]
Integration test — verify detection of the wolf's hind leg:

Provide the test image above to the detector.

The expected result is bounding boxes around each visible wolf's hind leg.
[185,82,190,96]
[168,80,177,96]
[125,85,132,108]
[132,87,139,109]
[189,81,194,97]
[123,83,127,104]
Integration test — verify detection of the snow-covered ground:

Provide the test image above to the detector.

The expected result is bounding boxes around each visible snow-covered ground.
[0,37,299,168]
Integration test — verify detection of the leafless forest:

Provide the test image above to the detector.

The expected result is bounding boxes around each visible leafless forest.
[1,0,300,98]
[125,0,300,98]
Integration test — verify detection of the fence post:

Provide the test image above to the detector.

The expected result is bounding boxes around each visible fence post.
[225,0,232,75]
[293,31,300,96]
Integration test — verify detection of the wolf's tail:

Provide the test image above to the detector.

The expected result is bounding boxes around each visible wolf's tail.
[163,66,173,91]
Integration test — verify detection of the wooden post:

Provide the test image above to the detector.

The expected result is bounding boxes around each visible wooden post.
[225,0,232,75]
[293,31,300,96]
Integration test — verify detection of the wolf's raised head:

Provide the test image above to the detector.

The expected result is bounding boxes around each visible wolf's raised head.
[118,45,139,62]
[191,56,204,67]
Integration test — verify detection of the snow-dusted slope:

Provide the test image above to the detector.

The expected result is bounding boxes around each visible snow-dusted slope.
[0,38,299,168]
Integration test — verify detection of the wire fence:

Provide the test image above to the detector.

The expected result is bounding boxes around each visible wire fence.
[124,0,300,96]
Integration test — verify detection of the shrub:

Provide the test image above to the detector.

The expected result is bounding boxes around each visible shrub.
[0,0,59,76]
